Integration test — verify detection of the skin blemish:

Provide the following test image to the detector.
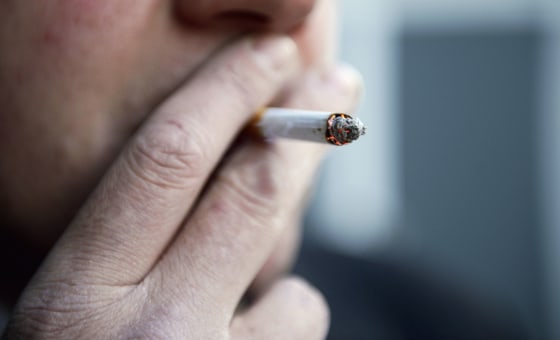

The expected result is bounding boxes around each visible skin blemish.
[42,30,56,45]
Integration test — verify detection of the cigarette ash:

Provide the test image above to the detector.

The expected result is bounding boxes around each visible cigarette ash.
[327,114,366,145]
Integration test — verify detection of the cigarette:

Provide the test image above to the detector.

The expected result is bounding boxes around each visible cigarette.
[250,107,366,146]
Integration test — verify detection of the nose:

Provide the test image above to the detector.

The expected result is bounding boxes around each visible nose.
[175,0,317,31]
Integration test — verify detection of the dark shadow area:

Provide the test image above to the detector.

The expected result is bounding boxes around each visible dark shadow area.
[295,243,529,340]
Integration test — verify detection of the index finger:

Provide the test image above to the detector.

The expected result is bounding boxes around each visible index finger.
[39,35,299,286]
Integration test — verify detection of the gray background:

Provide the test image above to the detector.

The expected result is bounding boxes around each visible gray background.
[304,1,560,338]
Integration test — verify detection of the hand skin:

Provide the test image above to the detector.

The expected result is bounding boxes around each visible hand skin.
[0,0,362,338]
[0,0,334,247]
[0,0,337,297]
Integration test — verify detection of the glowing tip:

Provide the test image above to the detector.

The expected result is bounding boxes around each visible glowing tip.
[327,114,367,146]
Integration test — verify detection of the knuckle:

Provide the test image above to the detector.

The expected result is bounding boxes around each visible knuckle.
[217,158,282,222]
[6,282,96,338]
[338,67,364,106]
[5,281,133,339]
[127,120,208,189]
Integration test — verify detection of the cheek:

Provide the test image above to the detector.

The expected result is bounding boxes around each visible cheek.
[2,0,168,169]
[0,0,139,242]
[4,0,164,137]
[24,1,162,89]
[0,0,228,244]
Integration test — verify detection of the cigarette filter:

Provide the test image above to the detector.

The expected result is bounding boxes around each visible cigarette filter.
[252,108,366,146]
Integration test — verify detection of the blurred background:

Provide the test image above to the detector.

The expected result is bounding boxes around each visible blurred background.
[298,0,560,339]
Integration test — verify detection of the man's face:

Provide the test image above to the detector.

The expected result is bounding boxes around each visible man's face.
[0,0,332,245]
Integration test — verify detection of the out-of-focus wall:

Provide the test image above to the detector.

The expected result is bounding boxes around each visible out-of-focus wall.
[397,1,559,338]
[399,29,542,337]
[400,0,536,29]
[306,0,559,338]
[538,1,560,338]
[397,0,545,338]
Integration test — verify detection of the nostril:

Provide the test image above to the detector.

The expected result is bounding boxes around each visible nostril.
[175,0,316,31]
[215,10,270,28]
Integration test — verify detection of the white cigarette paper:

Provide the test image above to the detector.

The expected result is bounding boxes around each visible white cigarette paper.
[253,108,366,146]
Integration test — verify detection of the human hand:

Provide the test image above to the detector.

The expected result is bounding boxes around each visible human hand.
[3,32,361,339]
[248,0,341,293]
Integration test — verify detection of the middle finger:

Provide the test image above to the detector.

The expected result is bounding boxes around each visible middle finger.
[151,64,362,313]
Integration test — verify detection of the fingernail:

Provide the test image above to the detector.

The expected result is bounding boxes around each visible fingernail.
[252,35,297,69]
[330,63,363,92]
